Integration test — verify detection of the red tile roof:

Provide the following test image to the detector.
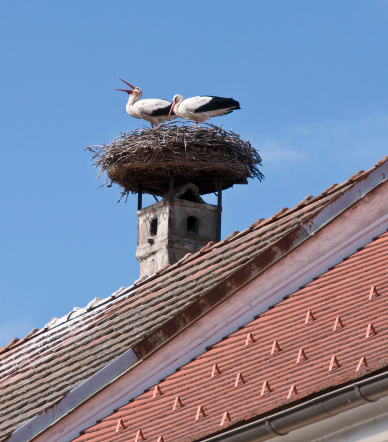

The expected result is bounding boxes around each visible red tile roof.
[0,156,387,440]
[73,229,388,441]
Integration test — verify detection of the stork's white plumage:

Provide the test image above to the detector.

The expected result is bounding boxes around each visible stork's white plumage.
[116,78,177,127]
[169,94,240,125]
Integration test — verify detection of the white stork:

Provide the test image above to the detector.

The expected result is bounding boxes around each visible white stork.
[116,78,177,127]
[169,94,240,125]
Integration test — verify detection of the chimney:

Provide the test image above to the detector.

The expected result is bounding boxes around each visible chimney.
[136,183,218,277]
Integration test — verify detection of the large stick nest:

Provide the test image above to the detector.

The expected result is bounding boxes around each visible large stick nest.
[87,122,264,198]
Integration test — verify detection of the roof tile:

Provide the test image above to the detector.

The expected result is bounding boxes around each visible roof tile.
[305,310,315,324]
[260,380,272,396]
[220,411,231,426]
[195,406,206,420]
[365,323,377,338]
[234,372,245,387]
[211,364,221,378]
[271,340,281,354]
[115,418,125,432]
[153,385,162,398]
[328,356,341,371]
[173,397,183,410]
[287,384,298,399]
[245,332,255,346]
[296,348,307,363]
[369,285,379,299]
[333,316,344,331]
[356,357,368,372]
[134,429,145,441]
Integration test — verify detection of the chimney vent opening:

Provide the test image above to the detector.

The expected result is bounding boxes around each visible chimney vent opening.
[150,218,158,236]
[180,189,199,202]
[187,216,199,233]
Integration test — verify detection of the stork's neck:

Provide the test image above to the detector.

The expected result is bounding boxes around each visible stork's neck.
[127,93,140,107]
[174,95,184,111]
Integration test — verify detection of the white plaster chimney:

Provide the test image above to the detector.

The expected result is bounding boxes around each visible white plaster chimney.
[136,183,218,277]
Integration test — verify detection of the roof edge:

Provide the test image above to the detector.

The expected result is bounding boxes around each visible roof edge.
[202,370,388,442]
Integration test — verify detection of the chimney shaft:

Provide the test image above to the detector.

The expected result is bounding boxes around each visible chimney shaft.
[136,183,219,277]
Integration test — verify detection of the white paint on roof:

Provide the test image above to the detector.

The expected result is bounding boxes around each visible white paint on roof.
[42,287,129,330]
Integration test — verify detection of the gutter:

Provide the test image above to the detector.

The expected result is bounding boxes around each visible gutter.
[201,370,388,442]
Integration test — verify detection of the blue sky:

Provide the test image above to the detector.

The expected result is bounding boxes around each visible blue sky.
[1,1,387,347]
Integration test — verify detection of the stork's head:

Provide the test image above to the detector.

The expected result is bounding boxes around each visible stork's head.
[116,78,142,99]
[169,94,184,115]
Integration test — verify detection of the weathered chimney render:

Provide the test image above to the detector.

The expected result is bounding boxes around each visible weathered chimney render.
[136,183,218,277]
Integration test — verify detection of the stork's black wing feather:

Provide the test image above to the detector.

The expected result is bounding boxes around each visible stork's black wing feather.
[195,96,240,113]
[148,103,174,116]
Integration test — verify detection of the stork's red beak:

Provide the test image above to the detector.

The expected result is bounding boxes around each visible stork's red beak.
[118,78,135,89]
[116,78,135,93]
[115,88,133,94]
[169,102,175,116]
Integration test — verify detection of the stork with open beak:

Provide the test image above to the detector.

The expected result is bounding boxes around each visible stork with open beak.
[116,78,177,127]
[169,94,240,125]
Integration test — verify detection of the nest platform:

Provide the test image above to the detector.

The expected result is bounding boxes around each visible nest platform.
[87,122,263,198]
